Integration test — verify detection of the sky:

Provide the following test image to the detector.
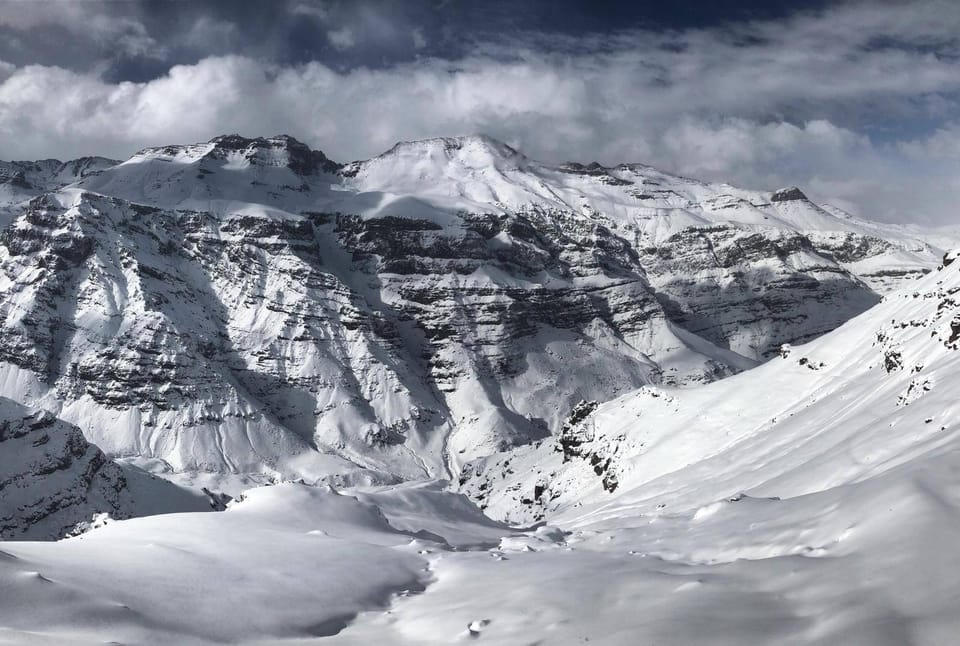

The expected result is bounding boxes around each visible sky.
[0,0,958,226]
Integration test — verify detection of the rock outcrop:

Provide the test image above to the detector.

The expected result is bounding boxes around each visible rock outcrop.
[0,398,131,540]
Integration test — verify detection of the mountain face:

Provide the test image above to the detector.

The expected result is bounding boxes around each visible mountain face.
[462,248,960,523]
[0,134,953,485]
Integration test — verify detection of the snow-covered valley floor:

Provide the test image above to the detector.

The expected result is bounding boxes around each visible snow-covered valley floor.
[2,461,959,645]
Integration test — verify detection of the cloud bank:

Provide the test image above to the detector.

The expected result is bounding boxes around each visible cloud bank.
[0,1,958,225]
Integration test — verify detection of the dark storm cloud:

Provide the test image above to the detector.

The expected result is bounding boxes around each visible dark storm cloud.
[0,0,958,225]
[0,0,435,77]
[0,0,839,79]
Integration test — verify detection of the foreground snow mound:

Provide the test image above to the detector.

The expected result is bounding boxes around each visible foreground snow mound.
[0,397,207,540]
[3,472,959,644]
[0,482,511,645]
[337,461,960,645]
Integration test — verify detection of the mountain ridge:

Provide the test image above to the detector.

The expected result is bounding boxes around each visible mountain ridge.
[0,133,956,488]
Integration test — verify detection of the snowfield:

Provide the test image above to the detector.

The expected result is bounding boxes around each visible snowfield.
[0,252,958,644]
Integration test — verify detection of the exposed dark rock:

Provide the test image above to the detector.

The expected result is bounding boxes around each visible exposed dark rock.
[0,399,132,540]
[206,134,342,176]
[557,400,600,462]
[884,348,904,372]
[639,225,881,359]
[770,186,808,202]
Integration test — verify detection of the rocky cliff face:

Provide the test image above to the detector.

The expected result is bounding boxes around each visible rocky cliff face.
[0,397,132,540]
[638,225,881,358]
[0,134,953,485]
[0,395,211,540]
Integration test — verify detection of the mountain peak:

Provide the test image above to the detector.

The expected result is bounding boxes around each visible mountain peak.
[208,133,303,149]
[378,134,523,162]
[125,134,341,177]
[2,129,957,499]
[204,134,341,175]
[770,186,809,202]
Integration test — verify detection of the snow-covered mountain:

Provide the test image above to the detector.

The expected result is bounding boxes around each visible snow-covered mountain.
[0,134,954,486]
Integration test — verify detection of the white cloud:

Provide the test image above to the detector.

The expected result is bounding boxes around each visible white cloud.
[289,2,329,20]
[0,2,959,225]
[411,28,427,50]
[180,16,241,53]
[900,122,960,160]
[327,27,356,51]
[0,60,14,83]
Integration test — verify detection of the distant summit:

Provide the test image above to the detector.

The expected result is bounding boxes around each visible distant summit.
[205,134,342,176]
[770,186,808,202]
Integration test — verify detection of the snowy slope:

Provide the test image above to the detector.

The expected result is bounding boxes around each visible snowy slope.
[0,481,511,644]
[463,250,960,525]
